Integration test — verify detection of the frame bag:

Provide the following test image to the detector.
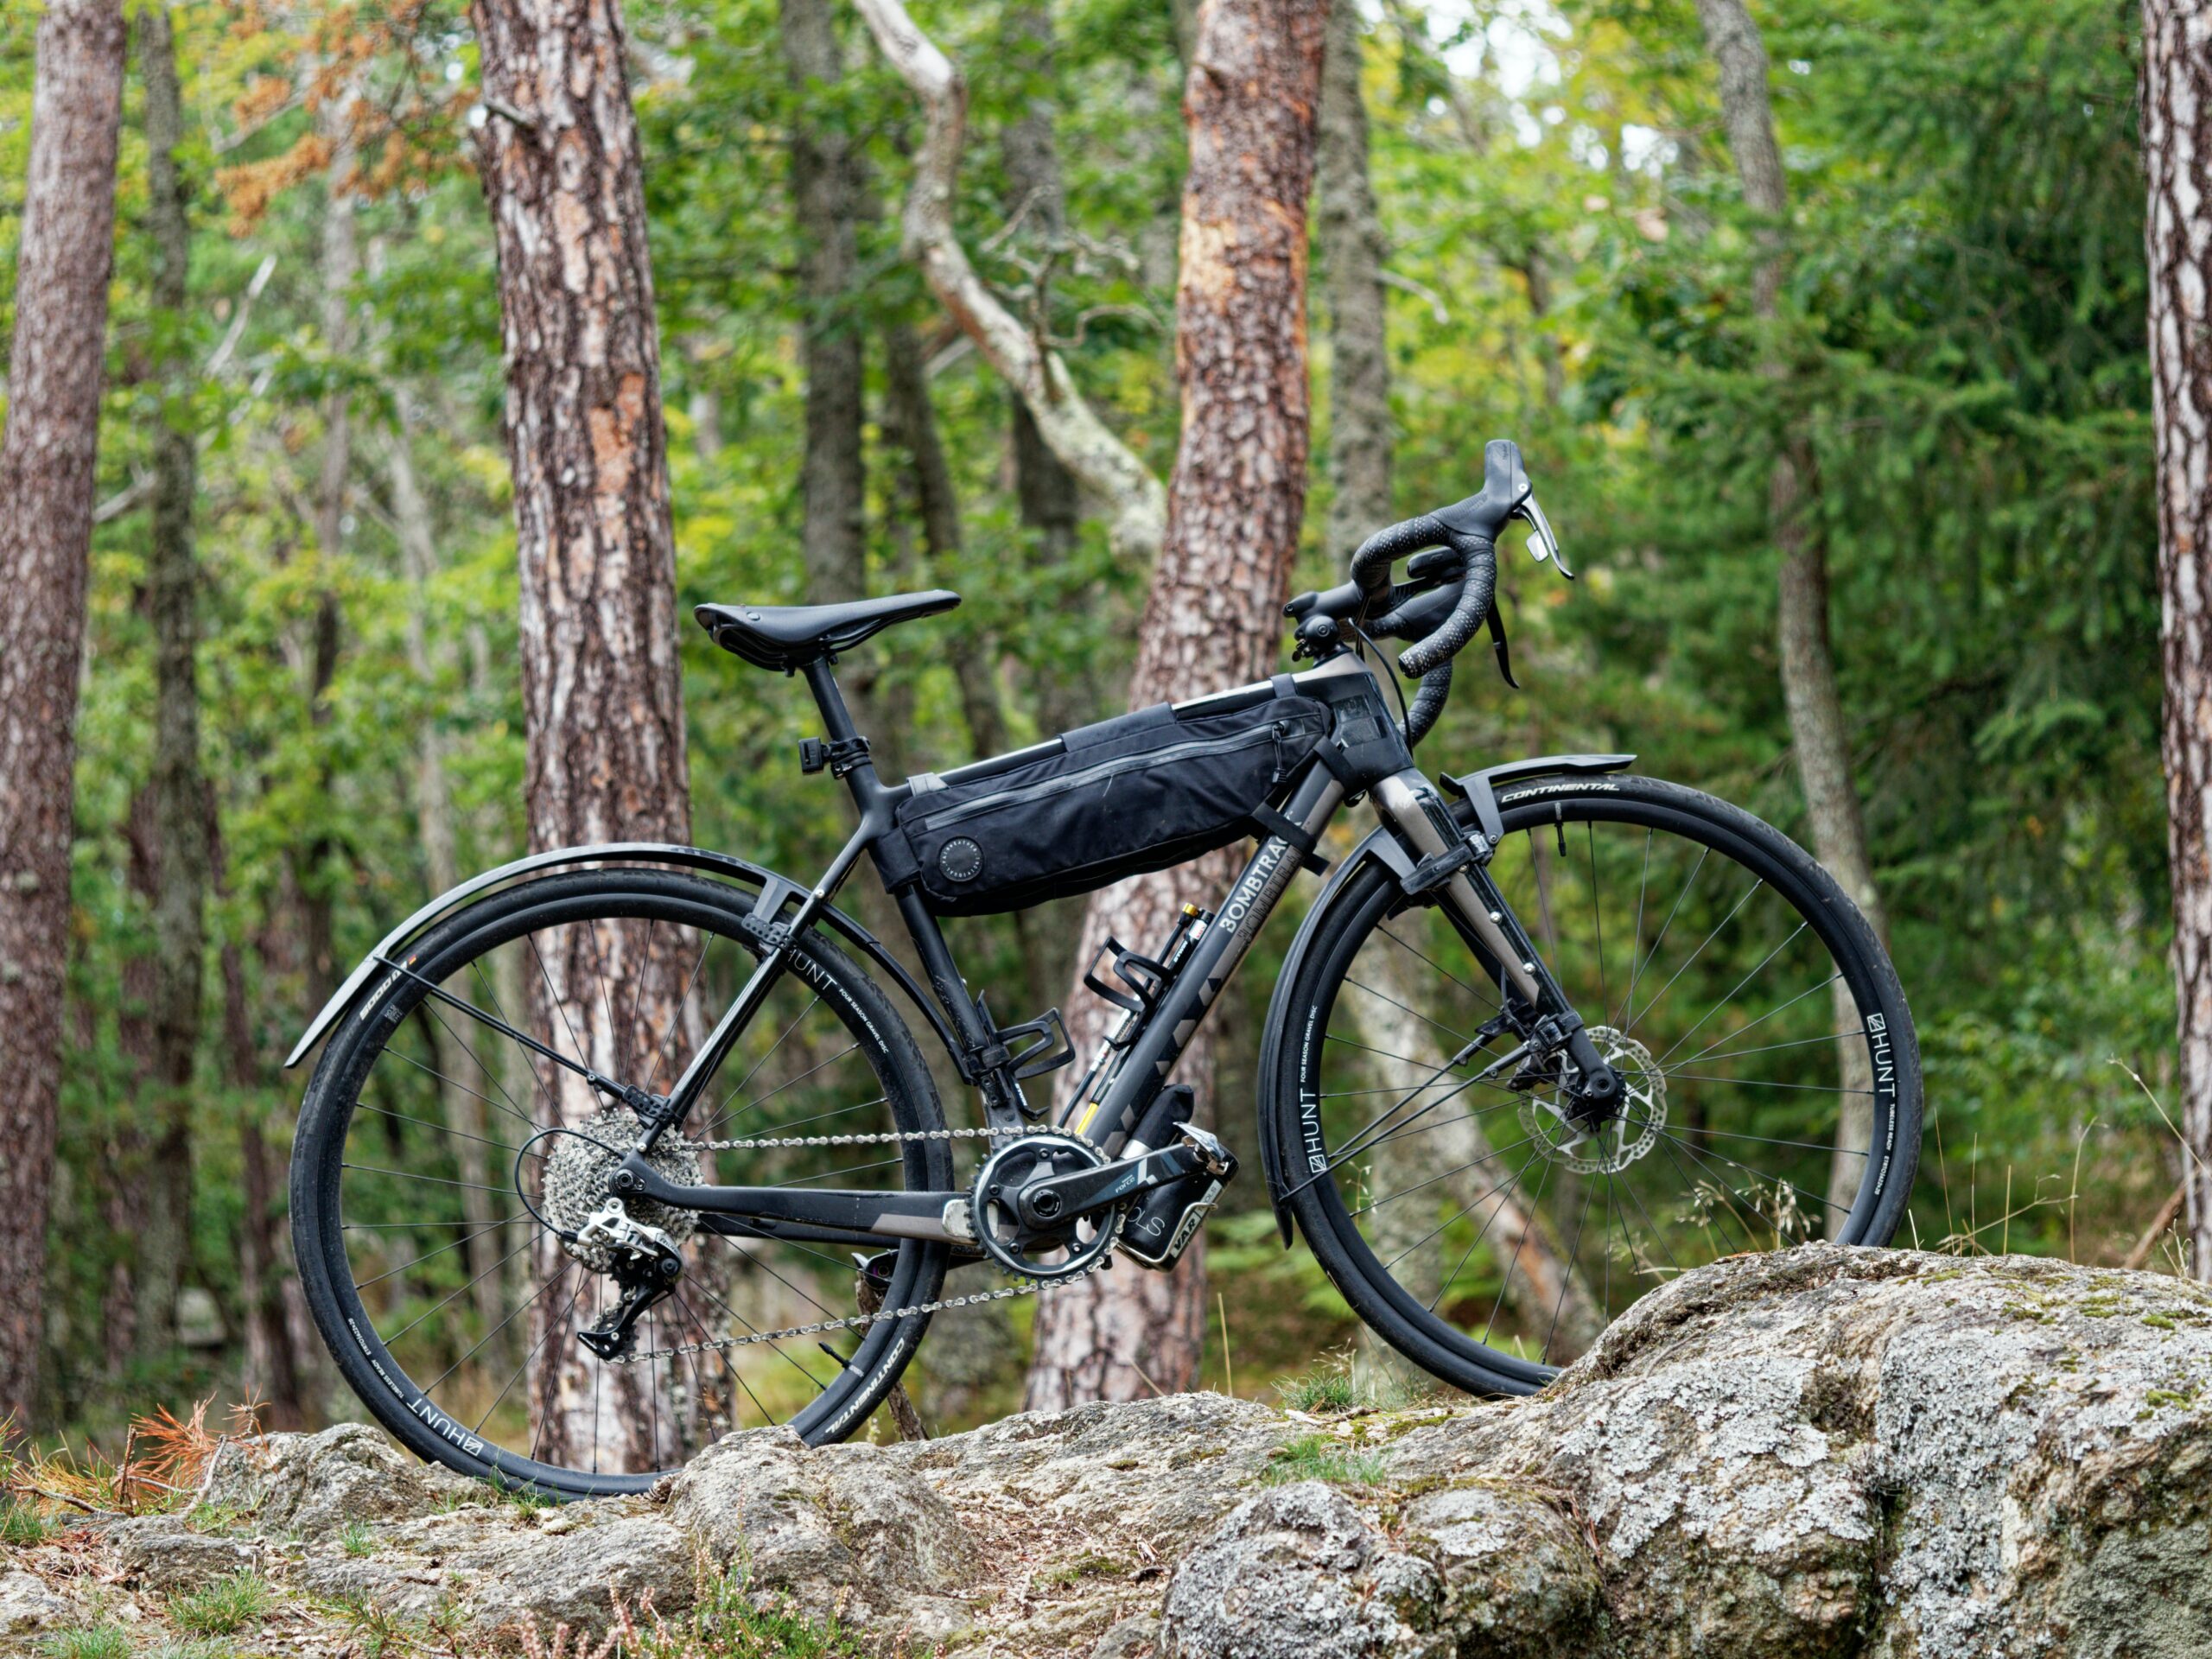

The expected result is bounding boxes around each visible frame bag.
[892,691,1332,917]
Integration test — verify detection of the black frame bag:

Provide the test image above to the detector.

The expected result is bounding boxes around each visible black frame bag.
[893,690,1331,916]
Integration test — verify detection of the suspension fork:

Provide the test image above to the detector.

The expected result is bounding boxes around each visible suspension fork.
[1369,770,1622,1116]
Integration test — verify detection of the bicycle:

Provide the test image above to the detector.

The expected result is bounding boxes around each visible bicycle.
[285,438,1922,1496]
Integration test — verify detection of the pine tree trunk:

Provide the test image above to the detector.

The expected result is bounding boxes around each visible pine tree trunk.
[130,0,211,1363]
[2144,0,2212,1279]
[474,0,691,1471]
[1693,0,1888,1230]
[0,0,127,1433]
[1317,0,1390,554]
[1025,0,1328,1410]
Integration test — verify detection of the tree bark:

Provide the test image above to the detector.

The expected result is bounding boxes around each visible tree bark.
[1026,0,1328,1409]
[474,0,691,1471]
[130,0,212,1363]
[0,0,127,1433]
[1693,0,1888,1230]
[857,0,1168,563]
[2145,0,2212,1280]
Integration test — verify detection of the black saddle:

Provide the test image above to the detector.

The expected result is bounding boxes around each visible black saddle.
[696,589,960,671]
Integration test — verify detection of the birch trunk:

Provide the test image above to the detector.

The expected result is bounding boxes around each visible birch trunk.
[0,0,127,1431]
[473,0,692,1471]
[2144,0,2212,1278]
[1026,0,1328,1409]
[1692,0,1888,1230]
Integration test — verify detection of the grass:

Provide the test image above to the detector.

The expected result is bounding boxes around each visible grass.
[36,1629,131,1659]
[518,1568,873,1659]
[1261,1433,1391,1488]
[168,1569,270,1637]
[339,1518,377,1557]
[2,1497,57,1545]
[1276,1350,1437,1416]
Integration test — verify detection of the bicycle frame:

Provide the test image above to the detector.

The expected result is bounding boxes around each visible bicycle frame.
[599,647,1607,1255]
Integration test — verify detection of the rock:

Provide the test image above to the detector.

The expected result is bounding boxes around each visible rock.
[1161,1481,1449,1658]
[41,1249,2212,1657]
[0,1567,77,1637]
[199,1421,491,1539]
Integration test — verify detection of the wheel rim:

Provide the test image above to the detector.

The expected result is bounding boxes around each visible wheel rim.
[306,874,945,1490]
[1294,787,1910,1383]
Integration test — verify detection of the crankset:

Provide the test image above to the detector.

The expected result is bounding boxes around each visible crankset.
[971,1132,1122,1279]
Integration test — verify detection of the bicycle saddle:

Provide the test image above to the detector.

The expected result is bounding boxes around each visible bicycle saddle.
[696,588,961,671]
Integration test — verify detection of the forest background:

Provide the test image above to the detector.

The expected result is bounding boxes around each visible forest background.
[0,0,2177,1442]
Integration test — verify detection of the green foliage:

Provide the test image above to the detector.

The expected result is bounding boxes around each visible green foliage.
[36,1628,131,1659]
[607,1565,872,1659]
[0,1498,56,1546]
[337,1519,375,1557]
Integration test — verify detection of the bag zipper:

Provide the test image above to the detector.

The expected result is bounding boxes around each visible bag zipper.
[912,721,1310,836]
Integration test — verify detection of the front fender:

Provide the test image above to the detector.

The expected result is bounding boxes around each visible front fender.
[1255,752,1635,1246]
[283,842,962,1071]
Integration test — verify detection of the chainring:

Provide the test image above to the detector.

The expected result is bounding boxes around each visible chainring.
[971,1132,1120,1280]
[540,1110,702,1270]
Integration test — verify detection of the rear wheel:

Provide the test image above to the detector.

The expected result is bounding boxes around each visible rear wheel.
[1273,773,1919,1395]
[289,868,950,1496]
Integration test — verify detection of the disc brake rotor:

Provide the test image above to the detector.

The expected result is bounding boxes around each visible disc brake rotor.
[1520,1026,1665,1175]
[538,1110,702,1270]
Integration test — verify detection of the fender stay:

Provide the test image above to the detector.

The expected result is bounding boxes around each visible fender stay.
[283,842,963,1072]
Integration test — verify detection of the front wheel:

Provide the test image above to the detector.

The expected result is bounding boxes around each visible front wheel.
[289,868,952,1497]
[1271,773,1920,1396]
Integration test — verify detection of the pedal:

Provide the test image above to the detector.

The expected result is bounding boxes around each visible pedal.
[1119,1127,1236,1271]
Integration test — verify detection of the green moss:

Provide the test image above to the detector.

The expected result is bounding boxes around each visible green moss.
[2143,1313,2177,1331]
[1034,1552,1128,1591]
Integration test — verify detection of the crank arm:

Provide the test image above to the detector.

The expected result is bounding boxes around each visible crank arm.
[1013,1141,1209,1231]
[612,1154,967,1243]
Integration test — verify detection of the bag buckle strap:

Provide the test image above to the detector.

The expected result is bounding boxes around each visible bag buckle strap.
[1249,802,1330,876]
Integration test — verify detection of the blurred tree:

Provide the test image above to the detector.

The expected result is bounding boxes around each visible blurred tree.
[0,0,127,1433]
[1692,0,1888,1223]
[2143,0,2212,1277]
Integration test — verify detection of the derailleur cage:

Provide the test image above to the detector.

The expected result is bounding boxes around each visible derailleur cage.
[572,1199,684,1362]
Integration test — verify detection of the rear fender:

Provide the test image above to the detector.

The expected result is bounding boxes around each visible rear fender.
[283,842,963,1071]
[1255,753,1635,1245]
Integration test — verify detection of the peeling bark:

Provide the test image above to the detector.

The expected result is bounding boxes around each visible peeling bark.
[0,0,127,1432]
[1026,0,1329,1409]
[473,0,691,1470]
[2145,0,2212,1278]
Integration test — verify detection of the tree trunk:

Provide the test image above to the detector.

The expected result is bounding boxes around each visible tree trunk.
[474,0,691,1471]
[130,0,212,1363]
[1317,0,1390,553]
[1026,0,1328,1410]
[1693,0,1888,1230]
[2145,0,2212,1280]
[0,0,127,1433]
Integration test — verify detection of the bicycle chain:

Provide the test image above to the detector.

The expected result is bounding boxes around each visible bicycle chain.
[610,1122,1100,1365]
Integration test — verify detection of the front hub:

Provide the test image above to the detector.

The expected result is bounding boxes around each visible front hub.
[1520,1027,1665,1174]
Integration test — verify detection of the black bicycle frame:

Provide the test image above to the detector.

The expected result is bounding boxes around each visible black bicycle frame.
[613,648,1601,1253]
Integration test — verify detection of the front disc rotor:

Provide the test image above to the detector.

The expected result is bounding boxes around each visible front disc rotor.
[1520,1027,1665,1174]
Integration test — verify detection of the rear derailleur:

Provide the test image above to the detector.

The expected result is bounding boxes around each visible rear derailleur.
[572,1199,684,1361]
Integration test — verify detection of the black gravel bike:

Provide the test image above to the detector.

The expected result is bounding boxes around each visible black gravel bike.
[287,440,1921,1496]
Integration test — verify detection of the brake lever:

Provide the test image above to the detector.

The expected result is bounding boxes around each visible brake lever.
[1513,494,1572,580]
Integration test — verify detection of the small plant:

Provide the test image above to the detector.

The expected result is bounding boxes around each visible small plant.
[490,1471,557,1514]
[339,1518,376,1557]
[1277,1350,1436,1415]
[37,1627,131,1659]
[1279,1367,1357,1414]
[519,1569,871,1659]
[168,1569,270,1637]
[1,1498,56,1546]
[1262,1433,1390,1488]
